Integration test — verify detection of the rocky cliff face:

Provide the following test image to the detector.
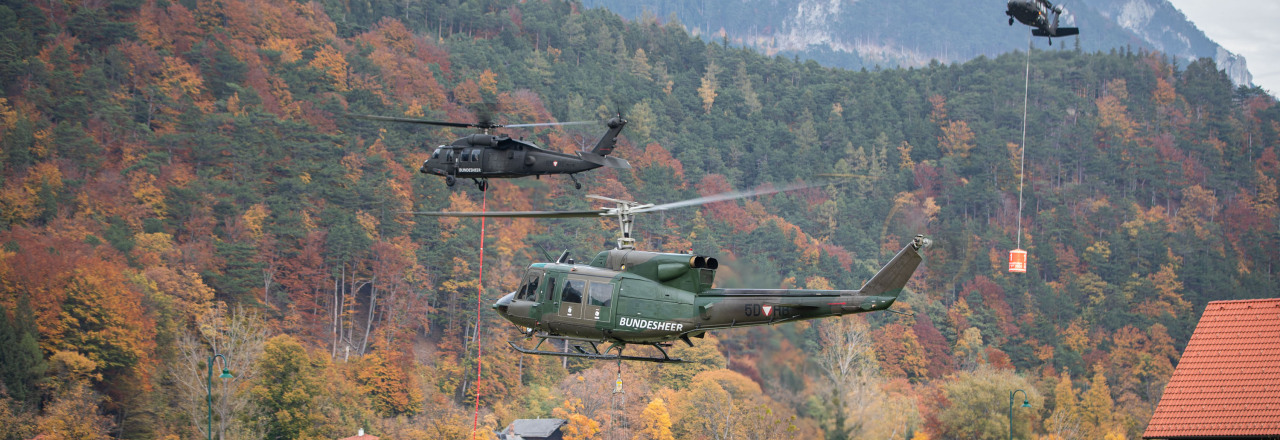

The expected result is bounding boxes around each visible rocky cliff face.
[584,0,1253,87]
[1081,0,1251,86]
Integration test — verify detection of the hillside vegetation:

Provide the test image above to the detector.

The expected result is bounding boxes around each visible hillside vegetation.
[1,0,1277,439]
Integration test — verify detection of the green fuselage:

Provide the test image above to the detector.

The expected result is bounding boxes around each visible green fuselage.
[493,237,925,345]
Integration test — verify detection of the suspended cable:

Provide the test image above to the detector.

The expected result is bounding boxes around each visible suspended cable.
[1016,34,1031,251]
[471,189,489,439]
[1008,33,1033,274]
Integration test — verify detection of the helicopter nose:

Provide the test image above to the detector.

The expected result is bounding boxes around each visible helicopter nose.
[492,291,516,312]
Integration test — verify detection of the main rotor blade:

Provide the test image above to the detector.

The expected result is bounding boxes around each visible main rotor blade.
[403,209,606,218]
[504,121,597,128]
[585,194,636,205]
[632,180,827,214]
[347,114,477,128]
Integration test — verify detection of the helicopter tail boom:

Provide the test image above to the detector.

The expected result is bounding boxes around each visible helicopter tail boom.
[857,234,928,299]
[589,116,628,157]
[579,151,632,169]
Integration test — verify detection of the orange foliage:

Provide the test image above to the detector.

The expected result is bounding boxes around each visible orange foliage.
[697,174,753,232]
[873,323,929,378]
[631,143,686,183]
[359,18,449,108]
[137,0,202,54]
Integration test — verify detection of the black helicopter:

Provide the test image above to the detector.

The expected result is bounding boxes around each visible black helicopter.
[412,182,929,363]
[1006,0,1079,44]
[352,114,630,191]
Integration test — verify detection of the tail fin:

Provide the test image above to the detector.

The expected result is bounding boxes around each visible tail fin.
[590,116,627,157]
[858,235,929,298]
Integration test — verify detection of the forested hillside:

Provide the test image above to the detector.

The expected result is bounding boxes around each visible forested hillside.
[1,0,1278,439]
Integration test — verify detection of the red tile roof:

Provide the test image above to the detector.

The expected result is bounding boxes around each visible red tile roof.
[1144,298,1280,439]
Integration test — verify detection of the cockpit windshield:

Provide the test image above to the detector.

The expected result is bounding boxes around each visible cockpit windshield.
[516,270,542,301]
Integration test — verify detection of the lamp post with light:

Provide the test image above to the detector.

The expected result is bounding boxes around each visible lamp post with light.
[1009,389,1031,440]
[207,353,234,440]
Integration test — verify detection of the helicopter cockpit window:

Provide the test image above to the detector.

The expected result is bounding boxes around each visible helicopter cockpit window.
[516,272,541,301]
[561,279,584,304]
[588,282,612,307]
[431,149,441,160]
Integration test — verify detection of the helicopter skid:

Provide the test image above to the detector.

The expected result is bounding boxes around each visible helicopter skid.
[507,338,686,363]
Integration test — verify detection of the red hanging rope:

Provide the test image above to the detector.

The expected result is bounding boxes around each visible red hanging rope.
[471,189,488,439]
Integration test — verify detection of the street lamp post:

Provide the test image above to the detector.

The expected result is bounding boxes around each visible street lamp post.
[207,353,234,440]
[1009,389,1031,440]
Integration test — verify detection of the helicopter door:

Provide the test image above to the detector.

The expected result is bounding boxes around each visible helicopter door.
[557,278,586,319]
[584,280,614,323]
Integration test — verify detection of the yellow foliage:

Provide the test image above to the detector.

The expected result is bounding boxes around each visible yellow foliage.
[698,61,719,113]
[160,56,211,112]
[897,141,915,170]
[242,203,269,240]
[633,398,675,440]
[478,69,499,95]
[1062,319,1090,352]
[804,276,832,290]
[552,398,601,440]
[357,210,379,240]
[132,232,175,266]
[262,37,302,64]
[0,97,16,131]
[939,120,975,158]
[309,45,349,91]
[127,173,166,217]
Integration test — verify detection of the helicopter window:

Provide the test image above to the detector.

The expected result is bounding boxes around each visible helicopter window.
[460,149,472,162]
[471,150,481,162]
[588,282,612,307]
[431,149,440,160]
[561,279,584,304]
[517,272,540,300]
[543,275,556,302]
[515,273,533,300]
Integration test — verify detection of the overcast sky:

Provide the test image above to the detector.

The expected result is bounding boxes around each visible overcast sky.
[1164,0,1280,96]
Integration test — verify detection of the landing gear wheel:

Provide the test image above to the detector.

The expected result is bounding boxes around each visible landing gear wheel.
[445,175,456,187]
[569,174,582,190]
[575,181,583,190]
[474,179,488,192]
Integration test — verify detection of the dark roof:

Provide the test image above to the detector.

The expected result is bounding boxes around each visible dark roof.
[1144,298,1280,439]
[504,418,566,438]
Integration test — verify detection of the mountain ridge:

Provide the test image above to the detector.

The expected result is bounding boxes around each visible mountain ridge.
[584,0,1253,86]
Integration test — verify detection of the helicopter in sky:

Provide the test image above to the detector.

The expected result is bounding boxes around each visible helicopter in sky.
[413,183,929,362]
[1006,0,1079,44]
[351,114,630,191]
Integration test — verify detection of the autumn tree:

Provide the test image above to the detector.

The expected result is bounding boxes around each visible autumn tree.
[932,366,1042,440]
[553,398,601,440]
[633,398,675,440]
[250,335,325,440]
[698,59,720,113]
[813,316,880,437]
[174,306,266,440]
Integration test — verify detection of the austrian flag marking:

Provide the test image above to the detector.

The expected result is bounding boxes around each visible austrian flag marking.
[762,305,773,316]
